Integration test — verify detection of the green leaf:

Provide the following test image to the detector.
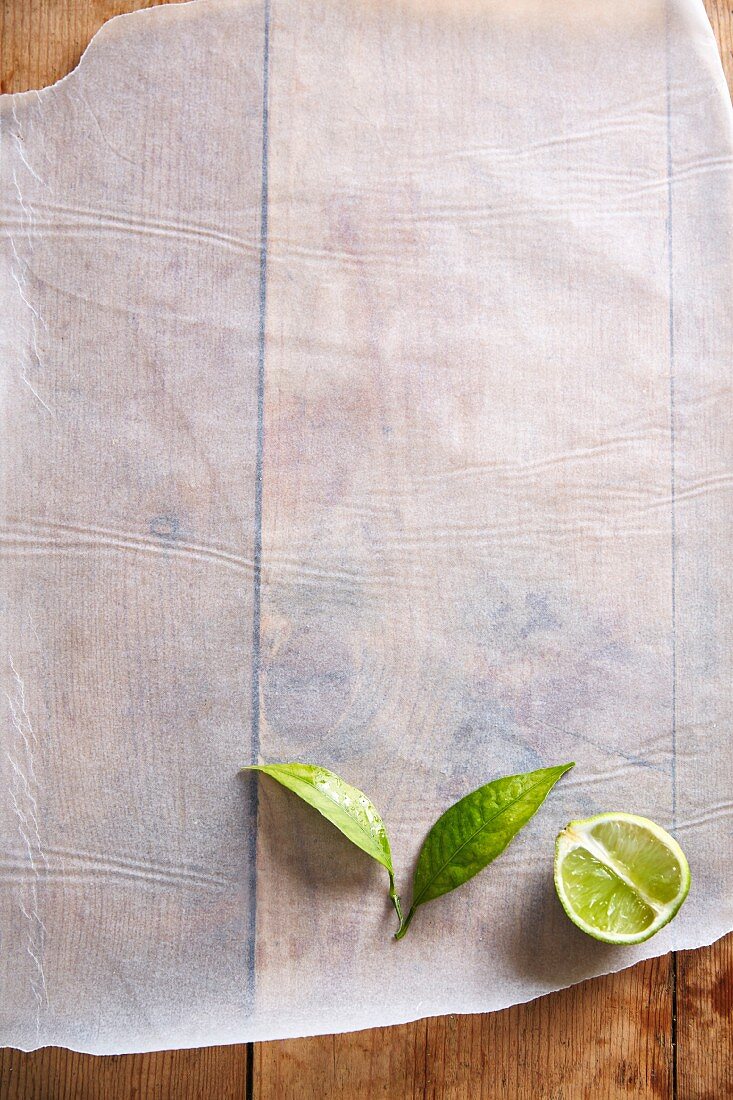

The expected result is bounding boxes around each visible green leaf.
[242,763,402,925]
[395,762,574,939]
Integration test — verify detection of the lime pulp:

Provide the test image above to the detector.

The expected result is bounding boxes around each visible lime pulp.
[554,812,690,945]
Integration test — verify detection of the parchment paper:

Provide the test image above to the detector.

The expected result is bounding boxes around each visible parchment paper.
[1,0,731,1054]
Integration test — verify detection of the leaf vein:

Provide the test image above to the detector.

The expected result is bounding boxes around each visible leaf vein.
[412,772,558,909]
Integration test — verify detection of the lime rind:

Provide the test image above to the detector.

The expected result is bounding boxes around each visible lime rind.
[553,812,691,945]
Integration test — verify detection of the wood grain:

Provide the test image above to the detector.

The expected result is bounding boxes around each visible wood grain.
[0,0,186,95]
[704,0,733,89]
[0,1044,249,1100]
[255,955,674,1100]
[677,936,733,1100]
[1,2,732,1098]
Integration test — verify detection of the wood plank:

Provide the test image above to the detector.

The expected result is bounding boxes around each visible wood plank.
[677,936,733,1100]
[255,1021,429,1099]
[0,0,186,95]
[256,0,680,1045]
[674,7,733,1100]
[253,0,731,1094]
[704,0,733,90]
[0,0,255,1093]
[254,3,732,1096]
[0,1044,249,1100]
[255,956,674,1100]
[675,4,733,1098]
[0,3,731,1100]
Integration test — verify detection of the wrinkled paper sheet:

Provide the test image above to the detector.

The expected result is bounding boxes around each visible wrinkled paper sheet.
[1,0,731,1054]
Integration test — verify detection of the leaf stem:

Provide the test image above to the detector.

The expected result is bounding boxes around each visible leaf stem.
[388,871,404,928]
[394,906,415,940]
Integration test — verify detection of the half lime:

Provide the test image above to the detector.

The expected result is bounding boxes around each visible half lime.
[554,812,690,944]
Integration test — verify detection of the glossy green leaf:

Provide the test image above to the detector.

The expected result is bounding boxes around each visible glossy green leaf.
[396,762,574,938]
[242,763,402,924]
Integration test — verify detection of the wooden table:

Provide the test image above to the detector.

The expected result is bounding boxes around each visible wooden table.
[1,2,731,1096]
